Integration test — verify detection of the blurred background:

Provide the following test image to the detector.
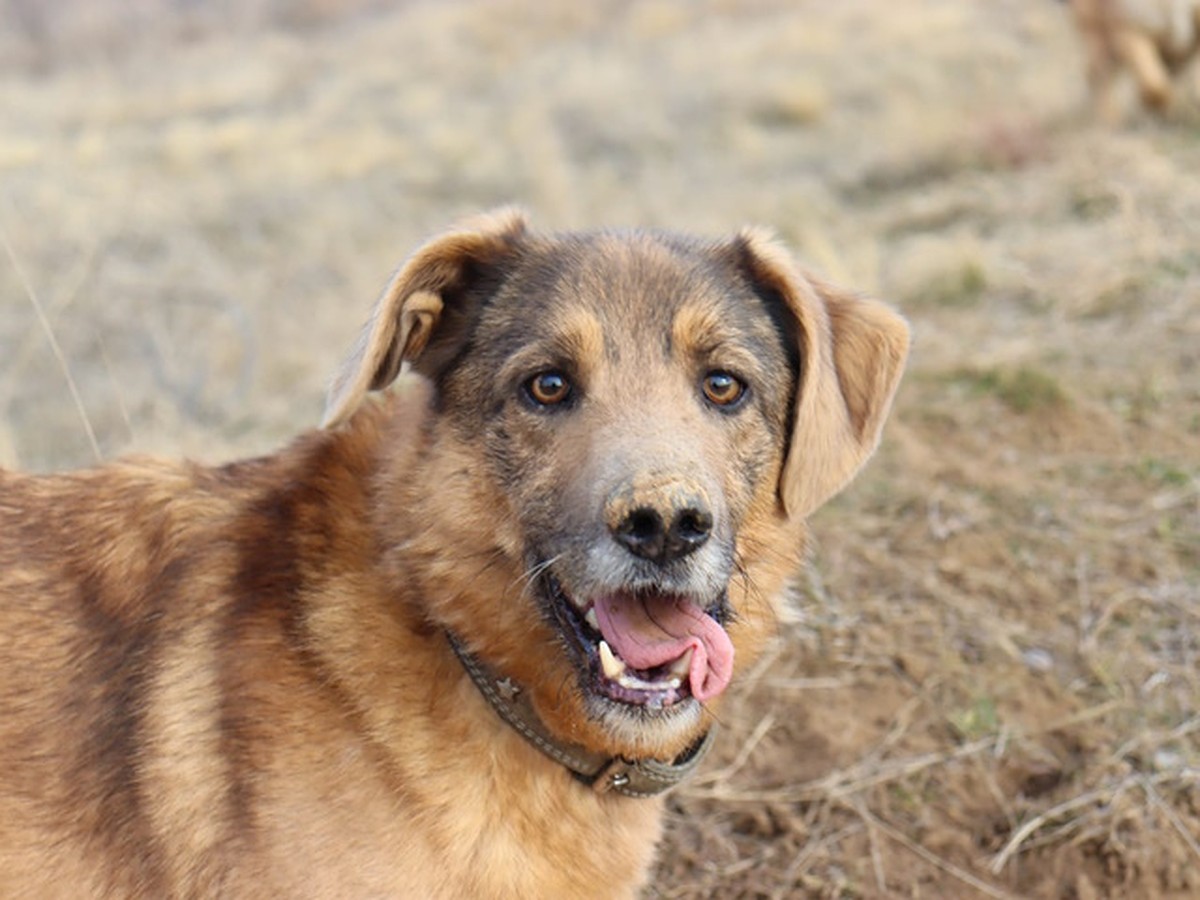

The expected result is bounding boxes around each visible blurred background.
[1,1,1197,896]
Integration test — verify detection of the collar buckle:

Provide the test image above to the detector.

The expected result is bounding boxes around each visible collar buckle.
[593,758,634,794]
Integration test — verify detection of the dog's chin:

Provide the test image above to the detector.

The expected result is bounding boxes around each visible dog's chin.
[588,690,707,755]
[542,572,729,753]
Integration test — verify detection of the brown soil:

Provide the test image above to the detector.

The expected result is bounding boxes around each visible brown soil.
[2,1,1197,897]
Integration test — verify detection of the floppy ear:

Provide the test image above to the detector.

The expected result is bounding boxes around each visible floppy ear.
[322,208,528,428]
[735,229,910,520]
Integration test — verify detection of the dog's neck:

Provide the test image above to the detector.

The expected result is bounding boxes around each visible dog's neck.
[446,633,714,798]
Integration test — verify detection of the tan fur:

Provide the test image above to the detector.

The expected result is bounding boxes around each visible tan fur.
[1066,0,1200,116]
[0,210,908,898]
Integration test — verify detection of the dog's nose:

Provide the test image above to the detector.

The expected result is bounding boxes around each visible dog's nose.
[611,503,713,564]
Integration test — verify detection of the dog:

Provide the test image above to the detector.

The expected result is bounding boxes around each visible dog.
[1064,0,1200,115]
[0,209,908,898]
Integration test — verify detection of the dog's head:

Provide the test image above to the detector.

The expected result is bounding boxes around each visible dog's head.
[324,210,908,760]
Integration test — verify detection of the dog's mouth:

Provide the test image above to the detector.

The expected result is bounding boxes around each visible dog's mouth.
[546,575,734,712]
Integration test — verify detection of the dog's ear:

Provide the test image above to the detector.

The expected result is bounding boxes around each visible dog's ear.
[322,208,528,428]
[734,229,910,520]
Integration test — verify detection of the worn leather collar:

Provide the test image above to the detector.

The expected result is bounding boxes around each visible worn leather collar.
[447,634,715,798]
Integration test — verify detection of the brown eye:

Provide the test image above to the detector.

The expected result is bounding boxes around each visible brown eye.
[525,371,572,407]
[701,371,747,408]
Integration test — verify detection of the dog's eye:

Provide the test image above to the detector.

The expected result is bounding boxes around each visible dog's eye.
[524,371,573,408]
[701,371,747,409]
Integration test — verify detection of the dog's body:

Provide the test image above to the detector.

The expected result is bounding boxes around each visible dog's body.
[0,211,908,898]
[1065,0,1200,115]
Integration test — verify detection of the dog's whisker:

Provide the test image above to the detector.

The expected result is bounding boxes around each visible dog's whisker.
[486,554,565,606]
[514,554,564,594]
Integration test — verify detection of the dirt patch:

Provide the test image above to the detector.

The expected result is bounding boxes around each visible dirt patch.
[2,1,1197,896]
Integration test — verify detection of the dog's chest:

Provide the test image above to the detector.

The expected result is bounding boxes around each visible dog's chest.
[241,724,666,899]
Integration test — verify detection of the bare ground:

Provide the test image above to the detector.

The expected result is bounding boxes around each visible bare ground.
[1,1,1197,897]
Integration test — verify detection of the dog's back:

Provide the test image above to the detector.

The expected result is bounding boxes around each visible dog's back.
[0,424,435,896]
[0,450,313,895]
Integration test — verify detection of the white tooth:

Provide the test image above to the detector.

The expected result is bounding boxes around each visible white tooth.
[669,647,695,679]
[618,671,672,692]
[584,607,599,631]
[666,677,681,690]
[598,640,626,680]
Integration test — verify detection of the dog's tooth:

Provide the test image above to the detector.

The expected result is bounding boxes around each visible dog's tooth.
[598,640,626,680]
[584,606,599,631]
[669,646,695,679]
[617,670,673,692]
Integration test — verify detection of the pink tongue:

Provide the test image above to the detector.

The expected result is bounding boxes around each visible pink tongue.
[592,594,734,702]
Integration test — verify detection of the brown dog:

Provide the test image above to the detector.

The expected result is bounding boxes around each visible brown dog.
[1065,0,1200,115]
[0,210,908,898]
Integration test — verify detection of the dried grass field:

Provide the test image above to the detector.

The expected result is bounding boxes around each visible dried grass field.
[2,1,1198,896]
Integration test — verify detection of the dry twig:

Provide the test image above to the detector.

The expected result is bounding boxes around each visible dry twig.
[0,227,101,461]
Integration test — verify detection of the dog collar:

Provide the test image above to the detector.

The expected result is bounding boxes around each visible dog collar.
[447,634,715,798]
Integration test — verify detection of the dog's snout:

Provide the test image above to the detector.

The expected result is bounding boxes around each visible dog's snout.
[612,505,712,563]
[609,491,713,565]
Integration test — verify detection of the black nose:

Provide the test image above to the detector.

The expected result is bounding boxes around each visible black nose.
[612,504,713,563]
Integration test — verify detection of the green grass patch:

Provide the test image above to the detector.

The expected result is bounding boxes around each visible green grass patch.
[950,695,999,741]
[921,259,987,309]
[949,365,1069,414]
[1069,182,1120,221]
[1131,458,1192,488]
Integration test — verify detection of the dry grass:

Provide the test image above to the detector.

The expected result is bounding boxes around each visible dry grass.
[2,1,1198,896]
